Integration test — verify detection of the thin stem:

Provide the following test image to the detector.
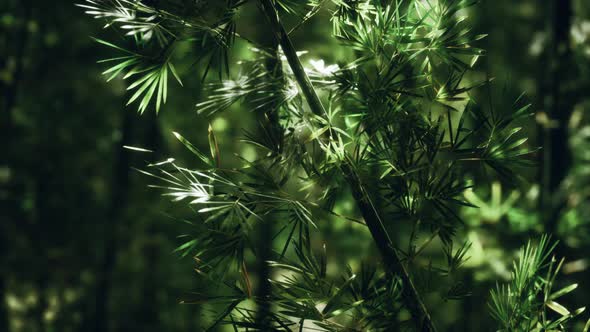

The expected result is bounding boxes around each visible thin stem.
[343,165,437,332]
[258,0,327,120]
[258,1,437,330]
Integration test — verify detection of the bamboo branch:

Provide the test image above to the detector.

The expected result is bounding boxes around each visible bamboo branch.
[258,0,326,120]
[258,1,436,330]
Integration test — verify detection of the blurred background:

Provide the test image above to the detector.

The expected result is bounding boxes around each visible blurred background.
[1,0,589,331]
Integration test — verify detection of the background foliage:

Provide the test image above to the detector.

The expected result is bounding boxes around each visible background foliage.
[1,0,590,331]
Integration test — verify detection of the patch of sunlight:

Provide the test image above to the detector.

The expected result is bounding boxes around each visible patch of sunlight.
[241,145,258,162]
[211,117,229,133]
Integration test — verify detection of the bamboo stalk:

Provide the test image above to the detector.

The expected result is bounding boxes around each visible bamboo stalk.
[541,0,573,233]
[259,1,436,330]
[254,36,282,327]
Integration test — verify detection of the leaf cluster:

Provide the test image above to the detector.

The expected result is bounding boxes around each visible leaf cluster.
[81,0,583,331]
[489,236,589,332]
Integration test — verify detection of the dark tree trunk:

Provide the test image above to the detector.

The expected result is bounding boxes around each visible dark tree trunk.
[33,270,49,332]
[0,268,8,332]
[31,102,55,332]
[254,34,282,327]
[1,2,31,131]
[137,111,164,332]
[0,2,33,331]
[137,236,161,332]
[93,107,135,332]
[541,0,573,232]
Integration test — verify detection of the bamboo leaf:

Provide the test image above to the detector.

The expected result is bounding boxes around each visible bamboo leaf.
[172,132,212,166]
[168,62,183,86]
[208,124,220,167]
[549,283,578,300]
[546,300,570,316]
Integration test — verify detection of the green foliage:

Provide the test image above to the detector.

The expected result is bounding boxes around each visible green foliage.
[94,38,183,113]
[79,0,245,112]
[81,0,589,331]
[489,236,586,331]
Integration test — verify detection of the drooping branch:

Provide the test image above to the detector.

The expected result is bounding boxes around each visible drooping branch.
[258,1,437,330]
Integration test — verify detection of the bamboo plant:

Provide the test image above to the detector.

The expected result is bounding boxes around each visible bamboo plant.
[80,0,588,330]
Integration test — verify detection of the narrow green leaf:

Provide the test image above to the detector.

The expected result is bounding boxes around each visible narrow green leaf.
[123,145,153,153]
[127,73,158,107]
[174,239,197,257]
[546,300,570,316]
[168,62,183,86]
[102,57,137,75]
[92,37,135,54]
[549,284,578,300]
[172,132,212,165]
[208,124,220,167]
[156,66,166,113]
[163,63,169,103]
[138,77,159,113]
